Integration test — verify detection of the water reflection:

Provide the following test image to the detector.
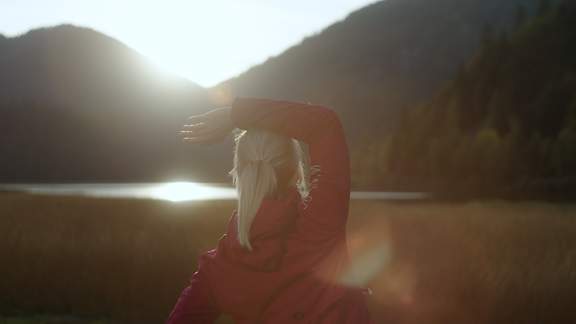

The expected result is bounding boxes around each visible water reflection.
[0,182,426,202]
[150,182,236,202]
[0,182,236,201]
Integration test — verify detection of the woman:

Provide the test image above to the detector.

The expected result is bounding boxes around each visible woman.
[166,97,373,323]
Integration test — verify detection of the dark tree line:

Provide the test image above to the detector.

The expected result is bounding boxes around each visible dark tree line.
[353,0,576,199]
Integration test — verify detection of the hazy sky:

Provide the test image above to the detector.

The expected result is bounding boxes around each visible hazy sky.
[0,0,377,87]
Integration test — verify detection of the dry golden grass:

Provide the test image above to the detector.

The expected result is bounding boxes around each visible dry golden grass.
[0,314,112,324]
[348,200,576,323]
[1,192,575,323]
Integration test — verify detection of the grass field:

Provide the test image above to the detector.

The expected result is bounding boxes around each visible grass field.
[1,192,575,323]
[0,314,112,324]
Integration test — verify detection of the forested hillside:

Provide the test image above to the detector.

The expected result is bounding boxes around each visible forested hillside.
[357,1,576,198]
[218,0,544,143]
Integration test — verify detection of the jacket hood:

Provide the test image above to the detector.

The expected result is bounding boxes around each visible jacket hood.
[221,186,301,272]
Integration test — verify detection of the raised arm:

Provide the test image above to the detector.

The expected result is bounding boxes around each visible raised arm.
[230,97,351,237]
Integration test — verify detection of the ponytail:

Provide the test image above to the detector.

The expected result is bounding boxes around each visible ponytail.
[229,129,310,251]
[235,159,277,251]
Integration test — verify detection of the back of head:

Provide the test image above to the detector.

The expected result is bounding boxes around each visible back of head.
[228,129,310,251]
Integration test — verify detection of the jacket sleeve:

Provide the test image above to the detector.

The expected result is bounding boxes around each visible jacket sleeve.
[165,269,220,324]
[230,97,351,238]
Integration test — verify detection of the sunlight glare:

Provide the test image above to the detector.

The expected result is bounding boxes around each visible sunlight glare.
[149,181,235,202]
[339,243,391,287]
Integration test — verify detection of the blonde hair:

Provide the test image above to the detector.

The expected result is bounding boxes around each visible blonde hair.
[228,129,311,251]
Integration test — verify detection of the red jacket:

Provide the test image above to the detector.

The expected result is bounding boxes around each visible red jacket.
[166,97,372,324]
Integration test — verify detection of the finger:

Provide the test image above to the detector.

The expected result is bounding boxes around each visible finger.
[189,135,226,145]
[186,115,206,123]
[182,123,207,130]
[180,124,208,136]
[183,136,217,145]
[180,128,209,137]
[182,137,201,143]
[182,126,228,138]
[180,125,204,133]
[183,132,227,144]
[183,122,204,127]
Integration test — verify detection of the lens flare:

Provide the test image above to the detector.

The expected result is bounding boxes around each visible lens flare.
[339,243,391,287]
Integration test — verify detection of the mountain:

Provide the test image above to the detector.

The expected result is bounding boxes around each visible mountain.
[367,1,576,197]
[0,25,203,110]
[215,0,543,143]
[0,0,555,185]
[0,25,231,183]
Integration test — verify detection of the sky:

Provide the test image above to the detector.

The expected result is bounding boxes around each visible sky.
[0,0,377,87]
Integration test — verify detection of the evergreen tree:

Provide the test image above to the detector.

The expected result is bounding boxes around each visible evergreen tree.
[538,0,552,16]
[515,4,528,28]
[374,3,576,197]
[479,23,496,57]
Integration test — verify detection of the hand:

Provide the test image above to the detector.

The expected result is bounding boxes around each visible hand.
[180,106,234,144]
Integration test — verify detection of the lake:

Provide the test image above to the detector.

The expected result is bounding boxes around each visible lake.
[0,182,427,202]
